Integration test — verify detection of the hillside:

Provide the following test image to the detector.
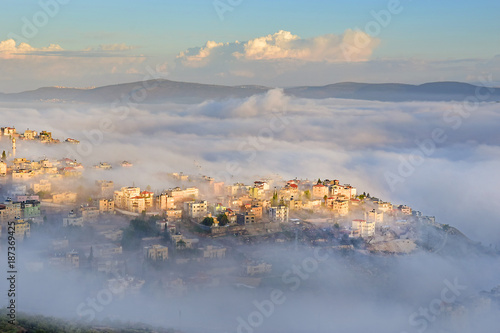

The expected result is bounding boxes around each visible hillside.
[0,80,498,104]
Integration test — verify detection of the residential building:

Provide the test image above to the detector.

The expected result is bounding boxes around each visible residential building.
[96,180,114,198]
[99,199,114,213]
[246,262,272,275]
[31,179,52,193]
[81,206,99,223]
[184,200,208,218]
[63,210,84,227]
[157,193,175,210]
[52,192,77,204]
[269,205,289,222]
[200,245,226,259]
[144,244,168,261]
[14,218,31,240]
[365,209,384,224]
[350,219,375,238]
[398,205,412,215]
[0,202,22,224]
[312,183,328,199]
[23,129,37,140]
[332,199,349,216]
[237,212,256,225]
[0,161,6,176]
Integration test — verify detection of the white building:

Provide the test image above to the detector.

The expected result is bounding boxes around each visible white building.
[269,205,289,223]
[184,200,208,218]
[350,219,375,238]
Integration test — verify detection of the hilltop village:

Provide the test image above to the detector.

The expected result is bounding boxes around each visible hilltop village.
[0,125,442,300]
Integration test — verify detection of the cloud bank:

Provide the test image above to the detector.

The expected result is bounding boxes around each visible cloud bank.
[0,92,499,243]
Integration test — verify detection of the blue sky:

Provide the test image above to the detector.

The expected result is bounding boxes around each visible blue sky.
[1,0,500,91]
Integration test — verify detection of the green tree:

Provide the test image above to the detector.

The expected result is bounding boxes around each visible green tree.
[303,190,311,200]
[217,213,229,226]
[271,190,278,206]
[1,150,5,160]
[201,217,214,227]
[177,239,187,249]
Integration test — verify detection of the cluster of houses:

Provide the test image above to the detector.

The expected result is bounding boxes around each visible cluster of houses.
[1,126,79,144]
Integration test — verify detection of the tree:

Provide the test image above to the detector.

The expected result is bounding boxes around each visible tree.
[217,213,229,226]
[1,150,5,160]
[317,178,322,184]
[88,246,94,263]
[271,190,278,207]
[323,195,328,205]
[177,239,187,249]
[201,217,214,227]
[303,190,311,200]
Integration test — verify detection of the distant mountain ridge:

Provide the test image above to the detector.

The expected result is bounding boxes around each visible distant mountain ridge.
[0,79,498,104]
[285,81,500,102]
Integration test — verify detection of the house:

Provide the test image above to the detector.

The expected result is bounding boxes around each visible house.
[312,183,328,199]
[167,187,199,200]
[23,129,37,140]
[144,244,168,261]
[81,206,99,223]
[1,127,17,136]
[96,180,114,198]
[0,161,6,176]
[63,210,84,227]
[350,219,375,238]
[113,187,154,213]
[332,199,349,216]
[237,212,256,225]
[12,169,35,181]
[31,179,52,193]
[398,205,412,215]
[184,200,208,219]
[269,205,289,222]
[365,209,384,224]
[99,199,114,213]
[0,202,22,224]
[13,218,31,240]
[200,245,226,259]
[246,262,272,276]
[52,192,77,204]
[93,243,123,257]
[156,193,175,210]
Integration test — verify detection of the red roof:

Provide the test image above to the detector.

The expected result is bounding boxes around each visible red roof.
[313,184,325,187]
[289,184,298,188]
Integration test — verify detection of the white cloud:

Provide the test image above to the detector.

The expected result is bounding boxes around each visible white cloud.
[0,39,63,59]
[235,29,378,62]
[177,29,379,67]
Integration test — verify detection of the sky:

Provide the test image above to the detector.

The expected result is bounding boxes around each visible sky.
[1,0,500,92]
